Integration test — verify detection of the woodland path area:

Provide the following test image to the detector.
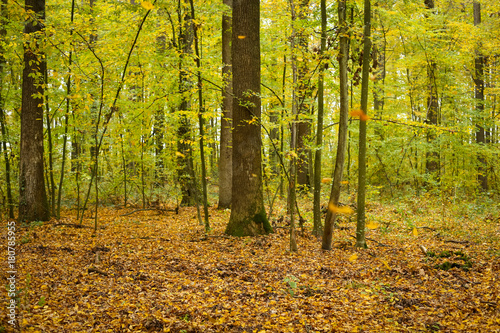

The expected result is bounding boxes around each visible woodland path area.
[1,197,499,332]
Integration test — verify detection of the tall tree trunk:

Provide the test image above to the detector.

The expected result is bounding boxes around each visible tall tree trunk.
[321,0,349,250]
[218,0,232,209]
[189,0,210,231]
[225,0,272,236]
[19,0,50,222]
[290,0,311,191]
[424,0,440,183]
[355,0,372,249]
[176,0,196,206]
[153,22,166,187]
[312,0,326,237]
[56,0,75,219]
[474,0,488,191]
[0,0,13,219]
[44,70,56,216]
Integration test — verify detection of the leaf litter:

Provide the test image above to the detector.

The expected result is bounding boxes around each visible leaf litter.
[1,197,500,332]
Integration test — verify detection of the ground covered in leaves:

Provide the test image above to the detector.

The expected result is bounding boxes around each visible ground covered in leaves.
[1,195,500,332]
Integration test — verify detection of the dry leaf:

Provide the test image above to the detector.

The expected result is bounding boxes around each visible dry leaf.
[366,221,380,230]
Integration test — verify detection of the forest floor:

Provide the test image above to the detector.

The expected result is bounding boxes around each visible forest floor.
[1,194,500,332]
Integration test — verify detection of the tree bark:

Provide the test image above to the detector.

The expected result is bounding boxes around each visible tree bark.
[474,0,488,191]
[225,0,272,236]
[218,0,233,209]
[312,0,326,237]
[355,0,371,249]
[0,0,14,219]
[19,0,50,222]
[321,0,350,250]
[291,0,311,191]
[176,0,197,206]
[424,0,440,183]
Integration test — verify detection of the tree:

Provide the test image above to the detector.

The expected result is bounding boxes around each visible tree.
[474,0,488,191]
[19,0,50,222]
[176,0,198,207]
[0,0,13,219]
[225,0,272,236]
[424,0,440,184]
[355,0,372,249]
[292,0,312,191]
[312,0,326,237]
[219,0,232,209]
[321,0,350,250]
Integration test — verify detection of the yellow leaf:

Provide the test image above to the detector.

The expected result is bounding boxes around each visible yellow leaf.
[366,221,379,230]
[238,35,246,39]
[341,180,349,185]
[348,253,358,262]
[175,151,185,158]
[412,227,418,237]
[141,1,154,10]
[328,202,354,215]
[139,1,154,10]
[321,178,332,183]
[380,259,391,270]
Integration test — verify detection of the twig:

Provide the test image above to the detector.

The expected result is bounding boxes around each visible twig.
[444,240,470,245]
[417,226,436,231]
[87,267,108,276]
[349,235,388,247]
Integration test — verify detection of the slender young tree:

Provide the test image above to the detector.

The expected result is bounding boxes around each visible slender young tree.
[176,0,198,207]
[355,0,372,249]
[225,0,272,236]
[56,0,75,218]
[312,0,326,237]
[219,0,232,209]
[189,0,210,231]
[321,0,350,250]
[0,0,13,219]
[19,0,50,222]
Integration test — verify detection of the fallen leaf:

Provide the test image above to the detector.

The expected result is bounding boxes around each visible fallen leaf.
[366,221,380,230]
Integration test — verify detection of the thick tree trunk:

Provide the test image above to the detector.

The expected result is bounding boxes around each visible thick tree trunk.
[218,0,232,209]
[321,0,349,250]
[19,0,49,222]
[225,0,272,236]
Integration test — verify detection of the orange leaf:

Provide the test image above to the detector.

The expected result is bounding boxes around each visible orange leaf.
[349,109,370,121]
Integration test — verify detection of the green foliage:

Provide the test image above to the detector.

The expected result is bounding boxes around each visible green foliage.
[283,275,299,296]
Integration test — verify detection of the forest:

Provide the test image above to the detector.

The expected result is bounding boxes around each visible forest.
[1,0,500,331]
